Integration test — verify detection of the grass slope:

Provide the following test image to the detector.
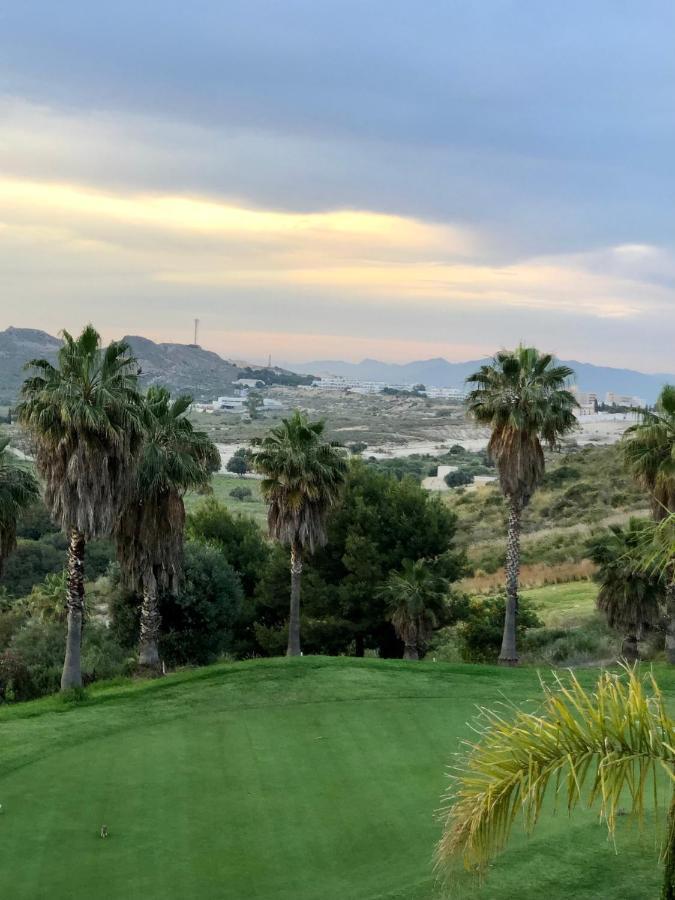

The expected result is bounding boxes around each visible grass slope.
[185,474,268,526]
[0,657,668,900]
[521,580,598,627]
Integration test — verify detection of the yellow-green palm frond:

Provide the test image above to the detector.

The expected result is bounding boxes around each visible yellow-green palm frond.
[436,667,675,877]
[641,514,675,583]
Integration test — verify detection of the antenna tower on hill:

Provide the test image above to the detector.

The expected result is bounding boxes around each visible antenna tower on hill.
[193,318,199,346]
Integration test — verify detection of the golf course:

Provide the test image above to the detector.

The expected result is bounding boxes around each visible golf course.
[0,657,668,900]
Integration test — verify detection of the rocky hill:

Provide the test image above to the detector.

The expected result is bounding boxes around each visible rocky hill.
[0,327,62,404]
[0,327,241,404]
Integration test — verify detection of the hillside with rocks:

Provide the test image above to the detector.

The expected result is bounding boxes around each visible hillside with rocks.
[0,327,243,403]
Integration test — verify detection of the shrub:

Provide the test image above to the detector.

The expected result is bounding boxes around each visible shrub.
[1,618,131,701]
[160,542,243,665]
[444,470,474,488]
[520,617,620,666]
[111,542,244,667]
[227,455,248,476]
[230,486,253,502]
[187,499,270,596]
[456,592,542,663]
[349,442,368,455]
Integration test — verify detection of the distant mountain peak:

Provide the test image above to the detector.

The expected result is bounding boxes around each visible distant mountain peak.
[297,355,674,402]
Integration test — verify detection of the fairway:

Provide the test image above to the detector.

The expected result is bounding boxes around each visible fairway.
[0,658,668,899]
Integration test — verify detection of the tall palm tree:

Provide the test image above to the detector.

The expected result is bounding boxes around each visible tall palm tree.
[465,347,577,664]
[437,667,675,898]
[624,385,675,661]
[376,559,447,660]
[16,325,141,689]
[0,434,39,574]
[588,519,663,661]
[251,411,347,656]
[116,387,220,668]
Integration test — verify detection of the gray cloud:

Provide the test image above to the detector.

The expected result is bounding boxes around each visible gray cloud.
[0,2,674,367]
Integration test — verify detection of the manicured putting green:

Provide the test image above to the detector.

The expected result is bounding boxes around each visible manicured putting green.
[0,658,668,899]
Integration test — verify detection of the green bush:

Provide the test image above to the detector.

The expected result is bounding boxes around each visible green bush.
[444,470,473,488]
[110,542,245,667]
[520,617,619,666]
[229,486,253,502]
[1,618,131,702]
[456,592,542,663]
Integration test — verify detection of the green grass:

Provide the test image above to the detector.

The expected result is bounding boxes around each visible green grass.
[0,657,668,899]
[185,474,268,526]
[521,580,598,627]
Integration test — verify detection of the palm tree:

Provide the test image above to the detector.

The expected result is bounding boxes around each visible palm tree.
[116,387,220,669]
[0,434,39,574]
[588,519,663,661]
[465,347,577,664]
[376,559,447,660]
[251,411,347,656]
[26,570,68,623]
[436,667,675,898]
[16,325,141,689]
[624,385,675,661]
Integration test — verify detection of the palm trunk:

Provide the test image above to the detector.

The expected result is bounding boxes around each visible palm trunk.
[620,634,639,663]
[287,540,302,657]
[662,789,675,900]
[499,498,521,665]
[138,580,161,669]
[665,583,675,665]
[403,642,419,661]
[61,528,85,690]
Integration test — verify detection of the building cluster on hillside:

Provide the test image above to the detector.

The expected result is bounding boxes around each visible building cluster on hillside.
[311,376,465,399]
[192,379,284,414]
[571,387,647,418]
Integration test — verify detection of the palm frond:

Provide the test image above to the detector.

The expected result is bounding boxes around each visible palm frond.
[16,325,142,538]
[465,347,577,505]
[437,667,675,877]
[251,410,348,551]
[623,385,675,520]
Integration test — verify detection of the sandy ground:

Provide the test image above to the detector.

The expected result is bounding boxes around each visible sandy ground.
[217,413,632,469]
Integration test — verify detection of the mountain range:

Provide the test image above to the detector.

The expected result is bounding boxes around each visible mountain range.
[1,327,672,405]
[295,357,675,403]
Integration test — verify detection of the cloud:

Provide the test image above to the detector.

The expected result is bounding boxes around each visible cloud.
[1,174,672,349]
[1,5,674,370]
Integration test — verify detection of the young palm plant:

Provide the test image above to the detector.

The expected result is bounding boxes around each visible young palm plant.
[377,559,447,660]
[588,519,663,661]
[0,434,40,574]
[436,667,675,898]
[16,325,142,689]
[116,387,220,669]
[623,385,675,661]
[251,411,347,656]
[465,347,577,664]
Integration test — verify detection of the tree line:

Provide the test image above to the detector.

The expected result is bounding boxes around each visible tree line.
[1,329,673,696]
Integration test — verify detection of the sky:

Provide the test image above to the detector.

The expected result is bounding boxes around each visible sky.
[1,1,674,371]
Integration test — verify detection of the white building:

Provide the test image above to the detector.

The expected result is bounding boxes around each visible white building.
[605,392,647,409]
[312,376,387,393]
[423,387,466,400]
